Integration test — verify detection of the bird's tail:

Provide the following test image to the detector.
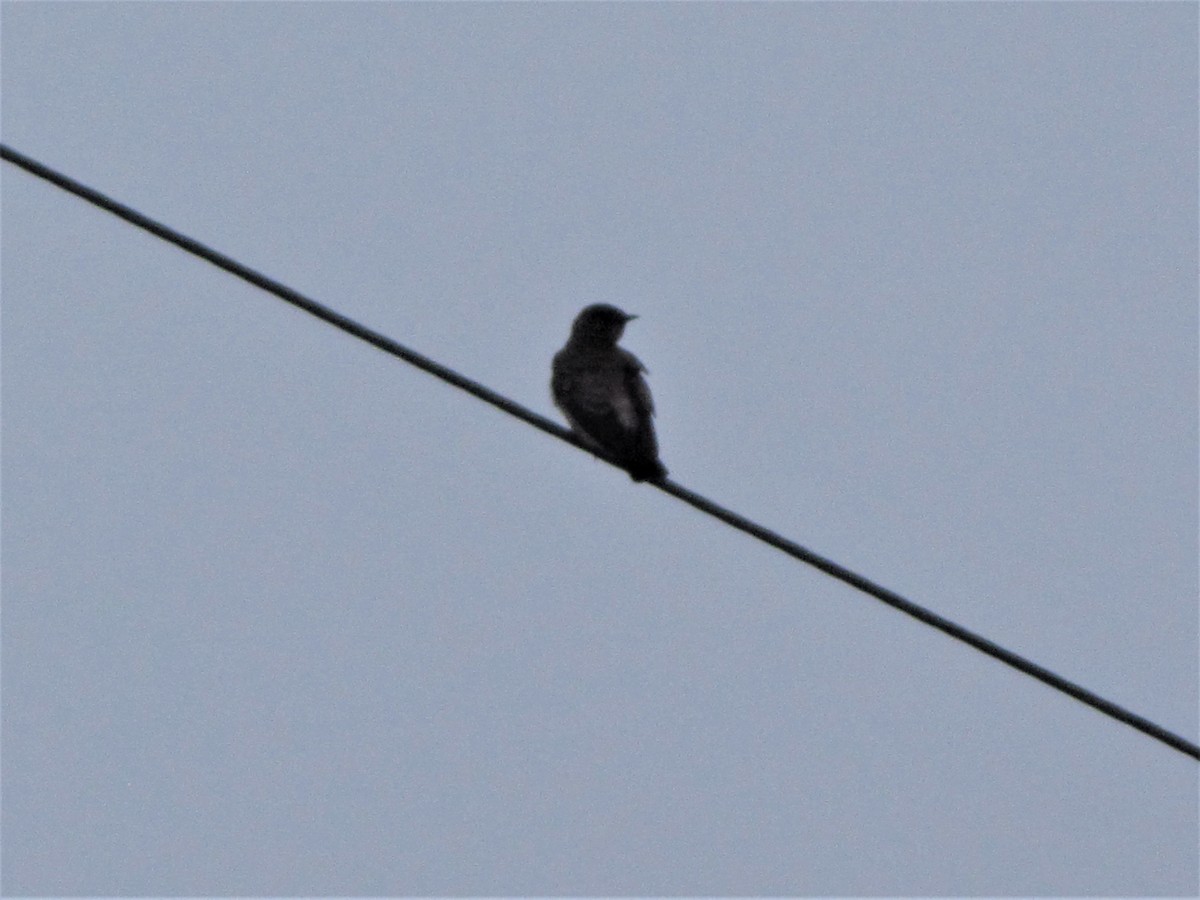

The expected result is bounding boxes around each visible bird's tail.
[627,458,668,483]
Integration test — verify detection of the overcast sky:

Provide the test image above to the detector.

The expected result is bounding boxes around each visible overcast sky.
[3,3,1197,896]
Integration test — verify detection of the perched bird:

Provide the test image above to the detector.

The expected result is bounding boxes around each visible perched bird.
[552,304,668,482]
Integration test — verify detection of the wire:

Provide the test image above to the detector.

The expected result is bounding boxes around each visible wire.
[4,142,1197,762]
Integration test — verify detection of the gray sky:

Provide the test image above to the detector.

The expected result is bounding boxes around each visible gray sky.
[2,3,1197,895]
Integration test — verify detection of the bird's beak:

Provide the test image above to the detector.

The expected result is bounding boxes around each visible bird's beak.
[624,313,638,322]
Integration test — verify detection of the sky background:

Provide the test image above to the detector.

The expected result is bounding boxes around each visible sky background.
[2,3,1197,896]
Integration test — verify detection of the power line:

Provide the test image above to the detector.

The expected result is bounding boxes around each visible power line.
[4,142,1197,762]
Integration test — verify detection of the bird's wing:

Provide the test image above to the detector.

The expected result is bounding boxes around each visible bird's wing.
[620,349,655,418]
[620,351,661,468]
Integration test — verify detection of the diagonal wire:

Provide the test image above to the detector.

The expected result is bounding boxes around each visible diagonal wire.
[4,142,1197,762]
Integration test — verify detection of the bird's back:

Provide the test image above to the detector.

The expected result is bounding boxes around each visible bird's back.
[552,343,666,482]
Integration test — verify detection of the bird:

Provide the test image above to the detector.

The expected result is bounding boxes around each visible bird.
[552,304,668,483]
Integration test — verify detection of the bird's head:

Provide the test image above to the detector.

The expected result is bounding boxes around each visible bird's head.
[570,304,637,346]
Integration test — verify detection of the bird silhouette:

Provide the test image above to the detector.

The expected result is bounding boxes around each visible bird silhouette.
[552,304,668,482]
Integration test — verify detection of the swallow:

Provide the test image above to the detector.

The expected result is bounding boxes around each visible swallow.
[552,304,668,482]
